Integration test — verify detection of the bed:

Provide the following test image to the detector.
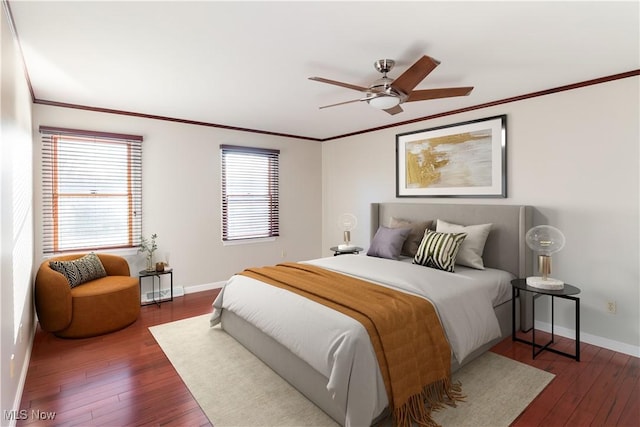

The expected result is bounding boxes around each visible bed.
[211,203,533,426]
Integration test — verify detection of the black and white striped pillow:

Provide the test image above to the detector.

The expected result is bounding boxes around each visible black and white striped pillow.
[413,230,467,272]
[50,253,107,288]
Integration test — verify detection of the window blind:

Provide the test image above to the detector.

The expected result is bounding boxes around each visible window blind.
[40,126,143,254]
[221,144,280,241]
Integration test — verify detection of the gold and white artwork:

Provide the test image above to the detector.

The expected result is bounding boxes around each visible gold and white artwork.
[405,130,492,189]
[396,115,506,198]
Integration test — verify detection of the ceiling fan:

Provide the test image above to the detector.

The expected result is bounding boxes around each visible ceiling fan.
[309,55,473,115]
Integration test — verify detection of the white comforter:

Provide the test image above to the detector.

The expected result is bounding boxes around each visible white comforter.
[210,255,514,426]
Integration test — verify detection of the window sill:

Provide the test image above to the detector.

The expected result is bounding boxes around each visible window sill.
[222,237,276,246]
[43,247,139,259]
[102,247,140,257]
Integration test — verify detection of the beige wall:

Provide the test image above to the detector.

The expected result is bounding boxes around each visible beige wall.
[322,76,640,355]
[32,105,324,290]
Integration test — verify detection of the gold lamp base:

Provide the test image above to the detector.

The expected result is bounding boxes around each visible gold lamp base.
[338,230,355,250]
[527,255,564,289]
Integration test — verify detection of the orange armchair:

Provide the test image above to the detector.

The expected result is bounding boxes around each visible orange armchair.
[35,253,140,338]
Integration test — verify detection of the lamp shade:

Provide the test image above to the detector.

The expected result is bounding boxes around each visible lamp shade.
[368,95,400,110]
[525,225,565,256]
[338,213,357,231]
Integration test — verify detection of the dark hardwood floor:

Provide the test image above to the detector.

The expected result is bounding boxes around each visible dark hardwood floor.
[17,291,217,427]
[17,289,639,426]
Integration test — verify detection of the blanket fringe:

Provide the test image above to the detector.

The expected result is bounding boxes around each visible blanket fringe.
[392,378,465,427]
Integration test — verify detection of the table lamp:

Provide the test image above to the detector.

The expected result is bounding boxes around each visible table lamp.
[338,213,357,250]
[525,225,566,290]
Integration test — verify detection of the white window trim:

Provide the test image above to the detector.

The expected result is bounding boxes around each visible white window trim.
[221,236,277,246]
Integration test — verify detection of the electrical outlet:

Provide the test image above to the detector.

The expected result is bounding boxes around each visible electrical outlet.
[281,250,287,258]
[607,300,617,314]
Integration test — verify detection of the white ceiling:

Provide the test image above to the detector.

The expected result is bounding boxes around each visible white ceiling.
[8,1,640,141]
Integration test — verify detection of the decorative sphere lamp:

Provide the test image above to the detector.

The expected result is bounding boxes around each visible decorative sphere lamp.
[338,213,357,250]
[525,225,566,290]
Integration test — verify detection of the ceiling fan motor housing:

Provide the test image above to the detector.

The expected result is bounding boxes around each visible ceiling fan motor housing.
[370,60,406,100]
[374,59,395,74]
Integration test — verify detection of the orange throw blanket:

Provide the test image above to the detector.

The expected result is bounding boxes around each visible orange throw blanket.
[239,262,462,427]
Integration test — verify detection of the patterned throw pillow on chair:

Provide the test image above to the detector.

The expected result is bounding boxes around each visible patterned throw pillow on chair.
[50,253,107,288]
[413,230,467,272]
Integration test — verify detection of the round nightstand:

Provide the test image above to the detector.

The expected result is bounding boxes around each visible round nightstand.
[329,246,363,256]
[511,278,581,361]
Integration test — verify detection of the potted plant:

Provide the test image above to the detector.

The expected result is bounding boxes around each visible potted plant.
[139,233,158,272]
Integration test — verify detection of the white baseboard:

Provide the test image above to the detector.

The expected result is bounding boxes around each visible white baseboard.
[142,286,185,304]
[534,320,640,358]
[183,281,226,294]
[8,322,37,427]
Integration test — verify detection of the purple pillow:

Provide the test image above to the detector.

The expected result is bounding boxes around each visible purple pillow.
[367,226,411,260]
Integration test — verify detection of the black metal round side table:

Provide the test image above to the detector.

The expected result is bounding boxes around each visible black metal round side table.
[511,278,581,361]
[139,269,174,306]
[329,246,363,256]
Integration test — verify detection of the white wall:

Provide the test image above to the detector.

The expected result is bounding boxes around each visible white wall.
[32,105,323,291]
[1,4,36,419]
[322,77,640,355]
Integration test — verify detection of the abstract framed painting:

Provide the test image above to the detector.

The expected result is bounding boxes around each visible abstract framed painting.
[396,115,507,198]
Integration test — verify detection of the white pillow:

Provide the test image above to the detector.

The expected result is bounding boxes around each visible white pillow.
[436,219,492,270]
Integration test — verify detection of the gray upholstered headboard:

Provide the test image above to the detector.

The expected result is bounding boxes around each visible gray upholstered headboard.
[371,203,533,278]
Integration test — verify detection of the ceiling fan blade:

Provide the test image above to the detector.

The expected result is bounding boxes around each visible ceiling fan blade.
[406,87,474,102]
[319,98,365,109]
[390,55,440,95]
[383,105,404,115]
[309,77,368,92]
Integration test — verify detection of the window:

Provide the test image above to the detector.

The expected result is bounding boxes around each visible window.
[221,145,279,241]
[40,126,142,254]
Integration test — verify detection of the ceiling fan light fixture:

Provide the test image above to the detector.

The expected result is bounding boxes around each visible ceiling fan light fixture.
[368,95,400,110]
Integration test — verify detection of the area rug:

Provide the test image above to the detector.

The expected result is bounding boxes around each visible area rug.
[150,314,554,427]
